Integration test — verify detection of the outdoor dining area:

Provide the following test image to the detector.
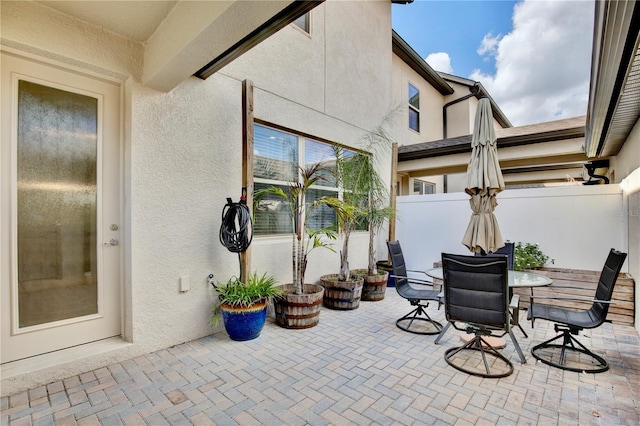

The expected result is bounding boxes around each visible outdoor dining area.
[4,97,639,426]
[384,99,632,379]
[3,287,638,425]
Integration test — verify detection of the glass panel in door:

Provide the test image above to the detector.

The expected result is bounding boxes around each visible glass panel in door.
[17,80,98,328]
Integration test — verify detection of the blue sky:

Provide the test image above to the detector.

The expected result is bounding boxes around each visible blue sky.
[393,1,517,78]
[391,0,595,126]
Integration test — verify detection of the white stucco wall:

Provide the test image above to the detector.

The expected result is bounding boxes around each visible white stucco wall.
[0,1,142,80]
[390,55,445,145]
[615,119,640,333]
[1,0,395,393]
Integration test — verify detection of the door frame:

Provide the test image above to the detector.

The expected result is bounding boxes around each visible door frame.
[0,48,127,363]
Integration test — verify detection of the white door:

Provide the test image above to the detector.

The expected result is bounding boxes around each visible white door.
[1,52,122,363]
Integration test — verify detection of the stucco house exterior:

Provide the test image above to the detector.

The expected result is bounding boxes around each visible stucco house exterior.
[0,0,410,394]
[2,0,638,396]
[394,0,639,332]
[390,32,513,195]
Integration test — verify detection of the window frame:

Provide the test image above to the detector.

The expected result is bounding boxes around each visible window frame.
[292,12,310,34]
[412,178,435,195]
[408,82,420,133]
[253,122,367,237]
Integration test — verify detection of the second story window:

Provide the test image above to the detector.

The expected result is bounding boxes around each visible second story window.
[408,82,420,132]
[293,13,310,33]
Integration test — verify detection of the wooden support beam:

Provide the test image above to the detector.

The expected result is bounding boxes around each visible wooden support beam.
[388,142,398,247]
[241,79,254,282]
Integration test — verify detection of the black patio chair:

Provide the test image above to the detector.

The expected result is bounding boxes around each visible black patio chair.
[528,248,627,373]
[387,241,443,335]
[474,243,528,337]
[441,253,526,378]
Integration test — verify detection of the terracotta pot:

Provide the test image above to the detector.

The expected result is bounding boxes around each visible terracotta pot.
[273,284,324,329]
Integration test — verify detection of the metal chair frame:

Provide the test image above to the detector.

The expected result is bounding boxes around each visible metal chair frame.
[387,241,443,335]
[528,248,627,374]
[441,254,526,378]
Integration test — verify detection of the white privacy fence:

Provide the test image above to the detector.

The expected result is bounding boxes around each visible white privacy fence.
[394,185,627,272]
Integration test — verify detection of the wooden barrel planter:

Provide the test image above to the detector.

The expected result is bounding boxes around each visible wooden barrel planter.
[273,284,324,329]
[351,269,389,301]
[320,274,364,310]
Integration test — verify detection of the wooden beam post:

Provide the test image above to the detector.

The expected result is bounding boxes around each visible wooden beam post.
[388,142,398,248]
[241,79,254,282]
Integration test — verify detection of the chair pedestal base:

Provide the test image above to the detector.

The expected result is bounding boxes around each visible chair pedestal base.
[396,305,442,335]
[531,329,609,373]
[445,334,514,378]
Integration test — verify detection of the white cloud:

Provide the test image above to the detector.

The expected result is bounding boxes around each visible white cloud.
[470,0,594,126]
[477,32,501,57]
[425,52,453,74]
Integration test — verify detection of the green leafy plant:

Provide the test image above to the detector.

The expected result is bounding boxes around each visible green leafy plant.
[339,111,396,277]
[513,242,549,271]
[254,163,338,295]
[211,272,282,324]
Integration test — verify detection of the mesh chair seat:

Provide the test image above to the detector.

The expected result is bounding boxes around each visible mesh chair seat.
[440,253,526,378]
[528,248,627,373]
[529,304,601,329]
[387,241,443,335]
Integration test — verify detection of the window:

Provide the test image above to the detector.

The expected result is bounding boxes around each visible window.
[413,179,435,195]
[254,124,361,236]
[292,13,310,33]
[408,82,420,132]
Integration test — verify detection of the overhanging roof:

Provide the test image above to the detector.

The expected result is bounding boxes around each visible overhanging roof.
[399,116,585,161]
[439,73,513,129]
[30,0,323,92]
[392,30,454,96]
[585,0,640,157]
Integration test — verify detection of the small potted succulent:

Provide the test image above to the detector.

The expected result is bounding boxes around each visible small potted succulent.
[210,272,282,341]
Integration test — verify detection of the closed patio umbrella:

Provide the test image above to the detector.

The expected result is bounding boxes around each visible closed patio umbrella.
[462,97,505,254]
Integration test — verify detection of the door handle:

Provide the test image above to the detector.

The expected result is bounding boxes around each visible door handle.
[103,238,119,246]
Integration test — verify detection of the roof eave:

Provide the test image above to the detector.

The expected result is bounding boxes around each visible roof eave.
[584,0,640,158]
[392,30,454,96]
[439,72,513,128]
[398,125,585,161]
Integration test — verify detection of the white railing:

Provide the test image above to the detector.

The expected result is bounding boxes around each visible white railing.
[395,184,627,272]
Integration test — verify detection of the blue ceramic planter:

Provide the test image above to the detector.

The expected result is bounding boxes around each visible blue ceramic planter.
[220,301,268,341]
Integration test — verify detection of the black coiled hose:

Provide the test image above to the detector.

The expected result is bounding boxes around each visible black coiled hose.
[219,197,253,254]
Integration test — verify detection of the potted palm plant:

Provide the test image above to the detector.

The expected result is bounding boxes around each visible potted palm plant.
[254,163,337,328]
[352,154,394,301]
[320,193,364,310]
[344,117,396,301]
[210,272,282,341]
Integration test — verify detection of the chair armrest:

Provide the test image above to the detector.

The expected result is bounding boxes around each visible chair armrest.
[530,296,616,304]
[389,275,435,287]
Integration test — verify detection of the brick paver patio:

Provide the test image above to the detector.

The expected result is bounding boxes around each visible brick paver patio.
[2,291,639,425]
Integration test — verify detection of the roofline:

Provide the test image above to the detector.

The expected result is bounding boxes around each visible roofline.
[584,0,640,157]
[439,72,513,128]
[398,123,585,161]
[391,30,454,96]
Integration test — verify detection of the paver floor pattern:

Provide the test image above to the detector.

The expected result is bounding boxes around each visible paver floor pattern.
[2,291,639,425]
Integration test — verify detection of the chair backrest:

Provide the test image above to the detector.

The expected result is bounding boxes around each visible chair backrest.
[588,248,627,325]
[475,242,514,270]
[387,240,409,289]
[442,253,509,329]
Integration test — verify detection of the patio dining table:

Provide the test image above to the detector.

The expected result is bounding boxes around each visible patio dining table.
[425,267,553,291]
[426,267,553,346]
